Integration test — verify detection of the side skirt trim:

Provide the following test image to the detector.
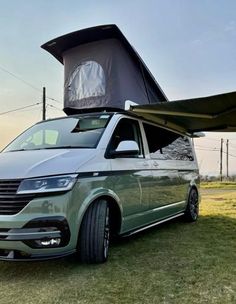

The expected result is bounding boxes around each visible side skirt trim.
[121,212,184,237]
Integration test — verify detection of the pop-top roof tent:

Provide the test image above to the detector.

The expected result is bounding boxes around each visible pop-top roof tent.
[42,24,236,137]
[41,24,168,114]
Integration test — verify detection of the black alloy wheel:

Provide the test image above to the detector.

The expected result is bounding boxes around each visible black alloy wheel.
[185,188,199,222]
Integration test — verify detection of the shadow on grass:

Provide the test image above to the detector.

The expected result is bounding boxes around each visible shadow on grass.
[0,213,235,282]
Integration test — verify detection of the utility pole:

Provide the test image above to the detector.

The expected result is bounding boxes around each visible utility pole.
[220,138,223,181]
[42,86,46,120]
[226,139,229,179]
[191,138,194,146]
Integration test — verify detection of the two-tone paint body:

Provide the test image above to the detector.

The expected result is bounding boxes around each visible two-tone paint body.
[0,112,199,260]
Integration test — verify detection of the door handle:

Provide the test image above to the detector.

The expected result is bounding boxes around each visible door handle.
[142,161,149,167]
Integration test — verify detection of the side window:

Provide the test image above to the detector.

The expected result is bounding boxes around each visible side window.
[108,118,143,157]
[143,123,194,161]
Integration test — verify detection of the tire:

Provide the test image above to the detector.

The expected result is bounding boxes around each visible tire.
[184,188,199,222]
[78,199,110,263]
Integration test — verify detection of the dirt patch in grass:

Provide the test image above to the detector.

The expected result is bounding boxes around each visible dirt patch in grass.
[213,197,225,201]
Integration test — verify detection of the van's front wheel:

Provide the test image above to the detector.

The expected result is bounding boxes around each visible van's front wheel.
[78,199,110,263]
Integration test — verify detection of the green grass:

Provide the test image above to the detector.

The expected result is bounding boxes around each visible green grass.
[201,181,236,189]
[0,189,236,304]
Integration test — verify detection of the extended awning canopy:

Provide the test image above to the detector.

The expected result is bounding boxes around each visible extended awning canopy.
[130,91,236,136]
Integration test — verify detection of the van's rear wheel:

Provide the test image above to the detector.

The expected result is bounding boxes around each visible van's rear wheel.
[184,188,199,222]
[78,199,110,263]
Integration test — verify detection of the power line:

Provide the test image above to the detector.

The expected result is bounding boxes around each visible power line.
[195,147,236,158]
[0,103,42,116]
[47,104,63,112]
[195,144,218,149]
[46,97,62,104]
[0,64,62,104]
[200,137,219,142]
[222,150,236,158]
[10,107,42,113]
[0,65,41,92]
[195,145,219,151]
[195,148,219,152]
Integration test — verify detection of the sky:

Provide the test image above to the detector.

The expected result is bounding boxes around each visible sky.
[0,0,236,175]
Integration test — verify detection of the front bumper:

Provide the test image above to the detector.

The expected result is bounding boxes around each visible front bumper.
[0,248,76,261]
[0,191,79,261]
[0,216,73,261]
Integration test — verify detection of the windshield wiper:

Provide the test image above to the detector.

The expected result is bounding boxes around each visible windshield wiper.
[42,146,83,149]
[9,148,28,152]
[71,127,103,133]
[35,146,90,149]
[8,146,89,152]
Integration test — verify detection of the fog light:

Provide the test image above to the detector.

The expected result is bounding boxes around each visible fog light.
[36,238,61,247]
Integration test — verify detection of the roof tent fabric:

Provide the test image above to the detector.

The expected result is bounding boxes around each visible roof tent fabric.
[131,91,236,136]
[41,24,167,114]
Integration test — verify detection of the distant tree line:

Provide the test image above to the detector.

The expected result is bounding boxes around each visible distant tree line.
[200,175,236,182]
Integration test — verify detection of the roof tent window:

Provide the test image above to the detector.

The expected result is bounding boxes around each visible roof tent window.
[66,61,106,102]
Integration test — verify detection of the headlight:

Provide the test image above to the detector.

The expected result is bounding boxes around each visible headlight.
[17,174,78,194]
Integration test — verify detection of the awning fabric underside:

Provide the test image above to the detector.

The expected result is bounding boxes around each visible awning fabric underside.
[130,91,236,136]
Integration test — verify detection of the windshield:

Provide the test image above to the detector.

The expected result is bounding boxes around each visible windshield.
[3,114,111,152]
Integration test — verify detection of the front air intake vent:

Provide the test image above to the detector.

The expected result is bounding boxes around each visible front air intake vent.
[0,180,34,215]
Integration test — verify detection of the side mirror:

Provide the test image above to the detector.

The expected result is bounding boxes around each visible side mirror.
[109,140,139,158]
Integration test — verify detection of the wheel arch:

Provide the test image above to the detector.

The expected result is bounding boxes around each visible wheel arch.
[77,194,122,240]
[100,195,122,237]
[187,181,200,201]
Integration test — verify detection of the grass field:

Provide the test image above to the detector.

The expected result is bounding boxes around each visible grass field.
[0,187,235,304]
[201,181,236,189]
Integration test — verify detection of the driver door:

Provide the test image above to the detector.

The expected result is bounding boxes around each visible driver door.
[107,117,153,231]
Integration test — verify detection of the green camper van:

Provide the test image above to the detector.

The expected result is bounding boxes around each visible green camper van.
[0,110,200,262]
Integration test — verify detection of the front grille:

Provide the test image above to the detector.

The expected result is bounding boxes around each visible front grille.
[0,180,21,195]
[0,180,34,215]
